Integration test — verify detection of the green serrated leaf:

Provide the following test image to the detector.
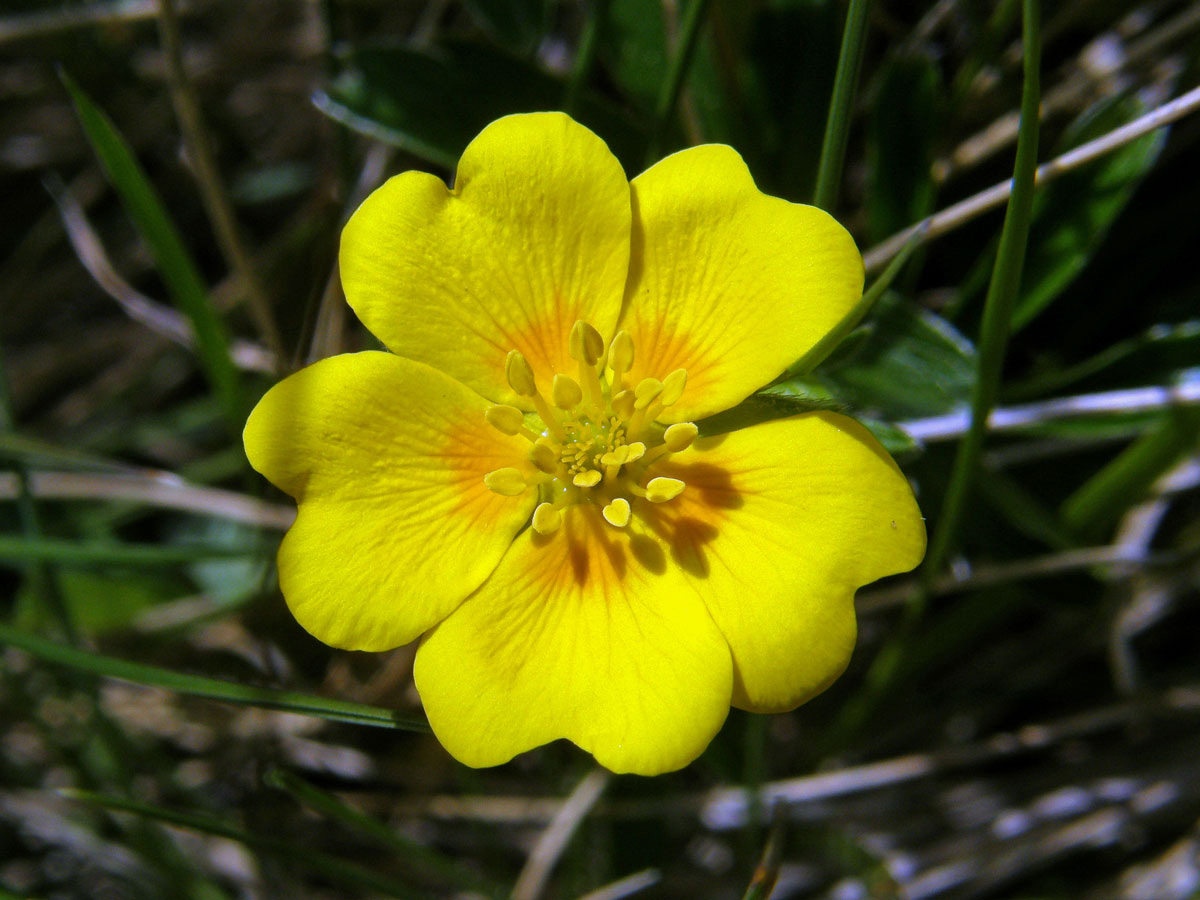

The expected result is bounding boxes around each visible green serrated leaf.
[812,295,977,419]
[696,379,843,436]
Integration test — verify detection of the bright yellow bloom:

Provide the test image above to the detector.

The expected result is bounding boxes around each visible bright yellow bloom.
[244,113,925,775]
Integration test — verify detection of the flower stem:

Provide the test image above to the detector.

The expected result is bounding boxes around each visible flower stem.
[813,0,873,211]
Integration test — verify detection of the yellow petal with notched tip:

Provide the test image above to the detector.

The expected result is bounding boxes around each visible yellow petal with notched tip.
[243,352,535,651]
[341,113,630,406]
[621,145,863,423]
[643,411,925,712]
[415,504,733,775]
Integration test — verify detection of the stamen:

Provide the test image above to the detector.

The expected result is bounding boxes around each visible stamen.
[484,404,540,442]
[602,497,631,528]
[645,477,685,503]
[608,330,634,392]
[570,320,606,414]
[624,441,646,463]
[663,422,698,451]
[529,439,558,474]
[552,374,583,410]
[505,350,537,397]
[611,390,636,422]
[659,369,687,406]
[532,502,562,535]
[572,469,602,488]
[484,467,527,496]
[633,377,664,410]
[569,320,605,365]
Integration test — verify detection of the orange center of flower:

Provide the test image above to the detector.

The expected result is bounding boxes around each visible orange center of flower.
[482,320,697,534]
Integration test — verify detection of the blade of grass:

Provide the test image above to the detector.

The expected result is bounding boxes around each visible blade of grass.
[0,535,252,567]
[787,222,927,376]
[59,70,244,429]
[645,0,713,165]
[0,340,77,645]
[265,768,502,896]
[0,622,430,732]
[63,789,425,899]
[1062,405,1200,539]
[825,0,1042,754]
[813,0,872,211]
[741,804,785,900]
[922,0,1042,587]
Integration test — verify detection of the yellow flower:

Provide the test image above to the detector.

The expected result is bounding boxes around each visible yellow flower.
[244,113,925,775]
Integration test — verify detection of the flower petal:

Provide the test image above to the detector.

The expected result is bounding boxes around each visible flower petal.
[621,145,864,422]
[244,352,536,651]
[414,504,733,775]
[644,412,925,712]
[341,112,631,405]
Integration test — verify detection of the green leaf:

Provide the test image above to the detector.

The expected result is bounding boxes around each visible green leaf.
[316,40,644,171]
[810,294,978,419]
[14,570,184,636]
[866,52,941,243]
[0,622,430,732]
[59,70,243,428]
[462,0,548,52]
[695,379,843,437]
[1011,92,1168,333]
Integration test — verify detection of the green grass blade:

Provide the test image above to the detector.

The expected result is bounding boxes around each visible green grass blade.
[266,768,501,896]
[63,789,426,899]
[813,0,872,211]
[922,0,1042,584]
[0,536,251,567]
[1061,405,1200,539]
[0,622,430,732]
[59,70,244,428]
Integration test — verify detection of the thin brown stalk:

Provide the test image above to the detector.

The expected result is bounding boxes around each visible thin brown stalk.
[155,0,286,365]
[864,82,1200,273]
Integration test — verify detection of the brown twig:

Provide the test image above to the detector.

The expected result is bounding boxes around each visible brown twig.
[154,0,286,365]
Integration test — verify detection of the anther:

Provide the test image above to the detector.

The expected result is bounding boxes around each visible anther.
[552,374,583,410]
[484,468,527,496]
[611,390,636,422]
[660,369,687,406]
[602,497,632,528]
[633,377,664,410]
[624,442,646,463]
[572,469,602,488]
[532,502,562,535]
[663,422,699,452]
[485,404,527,435]
[529,439,558,474]
[569,320,605,365]
[505,350,537,397]
[608,330,634,390]
[645,477,685,503]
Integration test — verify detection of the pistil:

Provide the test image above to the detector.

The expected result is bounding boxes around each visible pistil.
[484,321,699,527]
